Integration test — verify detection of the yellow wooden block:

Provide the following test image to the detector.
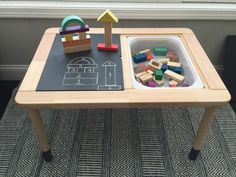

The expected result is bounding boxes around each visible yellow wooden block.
[139,73,153,84]
[148,59,163,71]
[154,80,164,86]
[135,71,147,78]
[164,69,184,83]
[167,61,181,68]
[97,9,118,23]
[158,58,170,64]
[147,70,154,75]
[64,44,91,54]
[64,34,73,41]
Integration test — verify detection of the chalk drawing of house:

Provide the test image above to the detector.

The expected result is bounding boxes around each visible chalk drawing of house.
[63,57,98,85]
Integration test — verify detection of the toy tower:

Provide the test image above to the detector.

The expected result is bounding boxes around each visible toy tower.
[97,9,119,52]
[60,15,91,54]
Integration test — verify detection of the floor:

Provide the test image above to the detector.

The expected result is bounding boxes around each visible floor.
[0,81,20,119]
[0,80,236,120]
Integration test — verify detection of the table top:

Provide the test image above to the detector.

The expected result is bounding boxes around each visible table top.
[15,28,231,109]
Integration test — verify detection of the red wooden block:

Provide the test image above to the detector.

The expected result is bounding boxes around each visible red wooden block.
[62,38,91,48]
[146,53,153,60]
[97,43,118,52]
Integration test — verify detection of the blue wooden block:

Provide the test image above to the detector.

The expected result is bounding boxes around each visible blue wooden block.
[161,64,168,73]
[173,67,182,74]
[133,53,147,63]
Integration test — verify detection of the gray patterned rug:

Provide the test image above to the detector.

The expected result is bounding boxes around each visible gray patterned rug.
[1,90,236,177]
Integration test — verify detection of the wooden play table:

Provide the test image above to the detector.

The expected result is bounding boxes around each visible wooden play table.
[15,28,230,162]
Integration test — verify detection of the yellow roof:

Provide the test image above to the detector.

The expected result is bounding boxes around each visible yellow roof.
[97,9,118,23]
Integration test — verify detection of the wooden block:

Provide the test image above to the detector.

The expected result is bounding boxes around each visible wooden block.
[167,61,181,68]
[167,49,178,62]
[158,58,170,64]
[104,22,112,47]
[155,69,163,80]
[134,63,146,73]
[64,34,73,41]
[61,34,90,43]
[148,59,163,71]
[59,24,89,35]
[147,80,157,87]
[62,38,91,48]
[79,32,86,40]
[154,47,167,56]
[139,73,153,84]
[169,80,178,87]
[154,80,164,86]
[64,44,91,54]
[135,71,147,78]
[61,15,85,31]
[97,43,118,52]
[133,53,147,64]
[147,70,154,75]
[97,9,119,23]
[139,49,150,54]
[164,69,185,83]
[173,67,182,74]
[161,64,168,73]
[146,53,153,61]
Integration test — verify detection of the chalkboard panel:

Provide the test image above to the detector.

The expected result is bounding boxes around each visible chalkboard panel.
[36,34,124,91]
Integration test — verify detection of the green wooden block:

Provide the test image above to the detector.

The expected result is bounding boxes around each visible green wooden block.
[154,47,168,56]
[155,69,163,80]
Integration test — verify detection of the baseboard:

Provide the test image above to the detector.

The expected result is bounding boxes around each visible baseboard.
[0,65,28,80]
[0,64,224,81]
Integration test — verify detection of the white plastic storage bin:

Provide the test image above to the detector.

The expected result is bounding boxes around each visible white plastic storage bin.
[127,36,204,89]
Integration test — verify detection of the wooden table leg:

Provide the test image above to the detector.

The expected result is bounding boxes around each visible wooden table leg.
[28,109,52,162]
[189,106,217,160]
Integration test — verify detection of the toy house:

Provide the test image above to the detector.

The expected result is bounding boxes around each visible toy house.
[60,15,91,54]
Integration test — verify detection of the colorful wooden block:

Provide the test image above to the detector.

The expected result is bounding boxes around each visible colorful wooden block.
[167,61,181,68]
[59,25,89,35]
[155,80,164,86]
[133,53,147,64]
[61,15,85,31]
[64,34,73,41]
[135,71,147,78]
[139,73,153,84]
[147,69,154,75]
[181,83,190,87]
[148,59,163,71]
[147,80,157,87]
[158,58,170,64]
[97,43,118,52]
[97,9,119,51]
[97,9,119,23]
[154,47,168,56]
[64,44,91,54]
[167,49,178,62]
[139,49,150,54]
[146,53,153,61]
[161,64,168,73]
[169,80,178,87]
[79,32,87,40]
[61,35,91,48]
[155,69,163,80]
[173,67,182,74]
[62,38,91,48]
[134,63,146,73]
[164,69,185,83]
